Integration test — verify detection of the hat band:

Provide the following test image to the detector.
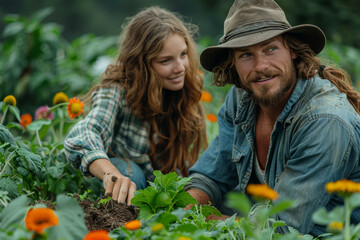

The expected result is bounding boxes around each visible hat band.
[219,21,291,44]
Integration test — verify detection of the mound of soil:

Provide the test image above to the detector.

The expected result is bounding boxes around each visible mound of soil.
[75,193,139,231]
[36,193,139,232]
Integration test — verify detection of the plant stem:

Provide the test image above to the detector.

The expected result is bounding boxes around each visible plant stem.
[59,119,64,140]
[0,151,16,178]
[36,130,46,158]
[0,105,9,125]
[48,102,69,111]
[50,125,58,143]
[344,196,351,240]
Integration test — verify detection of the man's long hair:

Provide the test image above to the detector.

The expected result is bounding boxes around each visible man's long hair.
[211,33,360,114]
[84,7,208,176]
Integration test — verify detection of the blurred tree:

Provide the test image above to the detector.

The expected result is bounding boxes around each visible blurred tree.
[1,0,359,48]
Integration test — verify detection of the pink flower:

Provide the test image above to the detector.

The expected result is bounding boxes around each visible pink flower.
[35,106,54,120]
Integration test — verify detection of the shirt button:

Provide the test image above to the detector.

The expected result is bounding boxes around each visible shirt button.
[246,172,250,177]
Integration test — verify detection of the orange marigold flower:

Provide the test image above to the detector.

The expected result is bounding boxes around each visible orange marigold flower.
[326,179,360,194]
[206,114,217,122]
[53,92,69,105]
[246,184,278,201]
[20,113,33,129]
[3,95,16,106]
[124,220,141,230]
[200,91,212,103]
[83,230,110,240]
[152,223,164,231]
[178,236,192,240]
[25,208,59,234]
[327,221,343,233]
[67,97,85,119]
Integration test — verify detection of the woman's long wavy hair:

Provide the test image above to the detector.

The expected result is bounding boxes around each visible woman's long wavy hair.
[212,33,360,114]
[85,7,207,176]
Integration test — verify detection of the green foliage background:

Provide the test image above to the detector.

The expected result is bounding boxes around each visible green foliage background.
[0,0,360,116]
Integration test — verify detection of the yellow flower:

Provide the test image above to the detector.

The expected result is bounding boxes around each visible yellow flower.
[206,113,217,122]
[25,208,59,234]
[327,221,343,233]
[246,184,278,201]
[3,95,16,106]
[326,179,360,194]
[124,220,141,230]
[83,230,110,240]
[178,237,191,240]
[200,91,212,103]
[53,92,69,105]
[152,223,164,231]
[67,97,85,119]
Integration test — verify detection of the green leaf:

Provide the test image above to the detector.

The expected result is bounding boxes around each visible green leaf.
[26,119,52,132]
[348,193,360,210]
[154,192,172,208]
[131,187,157,209]
[138,204,154,220]
[153,170,178,191]
[157,212,178,227]
[268,200,295,216]
[8,106,20,122]
[0,195,29,231]
[47,194,88,240]
[5,122,23,130]
[312,206,344,225]
[173,223,198,233]
[31,7,53,23]
[0,124,17,146]
[172,191,198,208]
[271,220,287,229]
[225,192,252,215]
[174,176,193,191]
[196,205,222,218]
[0,178,19,199]
[47,162,66,178]
[16,148,43,174]
[3,22,24,37]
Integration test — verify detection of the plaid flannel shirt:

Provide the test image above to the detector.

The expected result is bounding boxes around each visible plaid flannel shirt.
[64,83,155,181]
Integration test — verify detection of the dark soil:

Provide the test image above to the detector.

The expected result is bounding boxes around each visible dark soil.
[75,193,139,231]
[36,193,139,232]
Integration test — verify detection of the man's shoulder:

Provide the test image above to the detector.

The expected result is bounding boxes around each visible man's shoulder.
[298,77,359,122]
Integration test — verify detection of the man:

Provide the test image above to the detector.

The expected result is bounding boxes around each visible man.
[185,0,360,236]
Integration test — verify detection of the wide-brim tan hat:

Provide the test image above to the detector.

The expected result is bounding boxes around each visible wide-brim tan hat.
[200,0,326,72]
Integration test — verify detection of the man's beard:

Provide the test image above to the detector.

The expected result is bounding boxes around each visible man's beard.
[241,67,297,107]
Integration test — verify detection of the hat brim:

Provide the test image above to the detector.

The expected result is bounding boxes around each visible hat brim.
[200,24,326,72]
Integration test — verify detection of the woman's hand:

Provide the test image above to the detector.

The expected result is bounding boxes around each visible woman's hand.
[102,172,137,205]
[89,158,136,205]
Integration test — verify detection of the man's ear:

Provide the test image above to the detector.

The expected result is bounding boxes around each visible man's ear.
[292,52,297,59]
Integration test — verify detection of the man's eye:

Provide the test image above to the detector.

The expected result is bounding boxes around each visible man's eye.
[240,53,251,58]
[268,46,277,52]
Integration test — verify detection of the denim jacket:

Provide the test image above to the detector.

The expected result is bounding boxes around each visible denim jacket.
[187,76,360,235]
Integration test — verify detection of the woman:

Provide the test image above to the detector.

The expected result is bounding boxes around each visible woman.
[64,6,208,205]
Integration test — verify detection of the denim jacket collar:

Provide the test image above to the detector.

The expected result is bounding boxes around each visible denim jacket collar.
[234,77,310,127]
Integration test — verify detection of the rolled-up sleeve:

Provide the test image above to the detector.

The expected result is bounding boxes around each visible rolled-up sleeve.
[187,87,239,207]
[64,84,121,176]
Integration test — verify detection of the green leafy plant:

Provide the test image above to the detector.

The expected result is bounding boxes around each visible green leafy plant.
[131,170,198,219]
